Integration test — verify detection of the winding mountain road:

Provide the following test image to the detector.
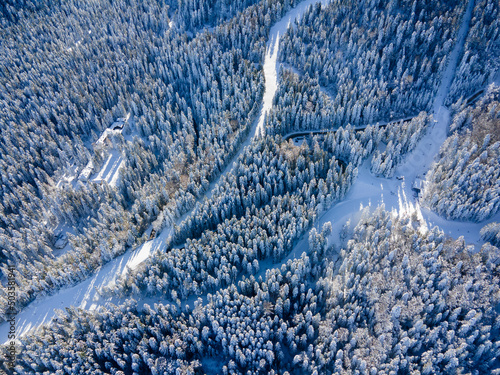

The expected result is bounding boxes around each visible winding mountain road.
[0,0,488,345]
[0,0,334,345]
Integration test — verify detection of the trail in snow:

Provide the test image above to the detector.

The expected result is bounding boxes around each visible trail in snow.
[277,0,478,262]
[318,0,478,251]
[206,0,331,199]
[0,0,333,344]
[254,0,331,137]
[140,0,484,315]
[396,0,474,184]
[92,149,125,187]
[265,0,478,267]
[0,0,483,344]
[283,115,416,141]
[0,228,172,344]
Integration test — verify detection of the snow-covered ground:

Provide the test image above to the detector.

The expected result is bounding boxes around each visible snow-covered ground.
[205,0,332,199]
[255,0,331,137]
[55,163,80,189]
[0,0,334,344]
[0,0,485,345]
[298,0,478,253]
[0,226,172,344]
[90,116,129,186]
[91,149,125,187]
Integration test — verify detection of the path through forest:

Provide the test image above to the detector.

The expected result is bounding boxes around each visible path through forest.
[0,0,333,345]
[152,0,483,313]
[0,0,483,344]
[271,0,479,271]
[268,0,479,272]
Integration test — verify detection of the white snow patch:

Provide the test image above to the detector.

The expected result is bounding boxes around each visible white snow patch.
[284,0,478,260]
[421,208,500,247]
[0,0,483,343]
[78,160,94,182]
[0,225,172,345]
[92,149,125,187]
[56,163,79,189]
[254,0,332,137]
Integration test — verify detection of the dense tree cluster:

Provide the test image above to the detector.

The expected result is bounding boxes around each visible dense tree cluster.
[279,0,465,126]
[177,0,261,30]
[1,0,499,373]
[422,87,500,221]
[107,128,364,302]
[4,206,499,374]
[447,0,500,104]
[371,112,430,177]
[0,0,306,320]
[481,222,500,248]
[310,206,500,374]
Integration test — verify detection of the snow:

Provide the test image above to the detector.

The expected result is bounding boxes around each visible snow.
[0,0,338,343]
[254,0,331,137]
[127,227,173,274]
[77,115,130,187]
[0,225,172,345]
[78,160,94,182]
[91,149,125,187]
[271,0,479,265]
[0,0,487,344]
[56,163,79,189]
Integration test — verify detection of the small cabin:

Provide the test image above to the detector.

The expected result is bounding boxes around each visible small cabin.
[54,233,68,249]
[412,178,424,195]
[78,161,94,182]
[112,114,130,130]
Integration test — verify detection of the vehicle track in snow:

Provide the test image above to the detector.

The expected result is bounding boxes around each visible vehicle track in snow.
[0,0,333,345]
[0,0,482,344]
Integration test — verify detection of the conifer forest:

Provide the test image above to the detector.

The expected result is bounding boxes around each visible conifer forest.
[0,0,499,373]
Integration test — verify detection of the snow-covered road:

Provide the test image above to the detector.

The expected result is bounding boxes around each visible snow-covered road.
[0,0,334,345]
[254,0,331,137]
[0,226,172,344]
[0,0,486,345]
[283,0,479,258]
[207,0,332,198]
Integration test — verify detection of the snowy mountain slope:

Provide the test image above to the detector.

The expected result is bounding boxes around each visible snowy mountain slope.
[0,0,333,345]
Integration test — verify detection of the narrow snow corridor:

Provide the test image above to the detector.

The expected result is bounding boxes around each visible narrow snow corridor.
[0,0,333,344]
[0,0,483,345]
